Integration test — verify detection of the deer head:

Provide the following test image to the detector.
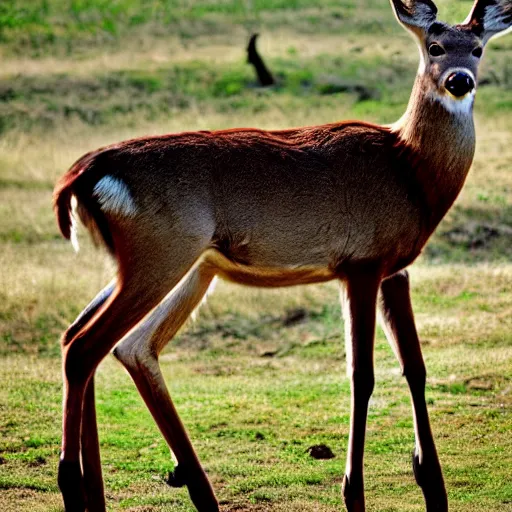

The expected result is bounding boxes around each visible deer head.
[390,0,512,112]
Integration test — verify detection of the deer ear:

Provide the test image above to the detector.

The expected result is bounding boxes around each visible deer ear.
[463,0,512,44]
[390,0,438,37]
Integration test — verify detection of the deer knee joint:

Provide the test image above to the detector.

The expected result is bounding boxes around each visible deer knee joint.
[113,342,157,375]
[112,343,136,370]
[351,368,375,401]
[404,364,426,390]
[62,340,91,386]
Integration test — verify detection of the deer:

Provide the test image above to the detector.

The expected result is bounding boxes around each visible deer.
[52,0,512,510]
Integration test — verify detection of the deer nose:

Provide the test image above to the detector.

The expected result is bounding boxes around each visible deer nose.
[445,72,475,98]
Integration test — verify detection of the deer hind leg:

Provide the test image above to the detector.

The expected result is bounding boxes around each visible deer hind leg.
[340,273,380,512]
[59,249,203,512]
[112,262,219,512]
[59,281,117,511]
[80,375,107,512]
[58,281,115,512]
[379,270,447,511]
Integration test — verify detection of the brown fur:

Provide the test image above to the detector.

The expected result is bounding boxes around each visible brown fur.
[54,116,470,281]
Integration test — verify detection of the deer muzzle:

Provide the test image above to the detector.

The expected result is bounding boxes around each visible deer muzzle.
[444,71,475,98]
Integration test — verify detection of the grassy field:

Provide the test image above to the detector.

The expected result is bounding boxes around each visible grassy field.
[1,0,511,511]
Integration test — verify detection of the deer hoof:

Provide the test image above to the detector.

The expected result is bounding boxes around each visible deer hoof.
[342,474,365,512]
[412,450,448,512]
[166,464,219,511]
[166,464,188,488]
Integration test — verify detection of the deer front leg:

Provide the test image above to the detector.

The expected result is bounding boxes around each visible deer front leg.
[379,270,447,511]
[340,273,380,512]
[113,263,219,512]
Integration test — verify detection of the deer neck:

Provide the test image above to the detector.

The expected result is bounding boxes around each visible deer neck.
[392,72,476,227]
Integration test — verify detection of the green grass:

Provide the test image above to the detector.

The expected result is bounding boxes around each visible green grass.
[2,0,510,58]
[1,0,512,510]
[1,274,511,511]
[1,34,511,135]
[0,0,376,57]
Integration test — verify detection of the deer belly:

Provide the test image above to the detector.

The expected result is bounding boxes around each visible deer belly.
[201,248,335,287]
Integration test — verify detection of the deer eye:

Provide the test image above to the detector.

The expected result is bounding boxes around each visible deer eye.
[472,47,483,58]
[428,43,446,56]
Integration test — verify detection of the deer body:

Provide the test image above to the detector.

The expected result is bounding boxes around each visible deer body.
[53,1,512,511]
[60,112,472,285]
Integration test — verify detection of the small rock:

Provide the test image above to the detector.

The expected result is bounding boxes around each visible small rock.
[306,444,335,459]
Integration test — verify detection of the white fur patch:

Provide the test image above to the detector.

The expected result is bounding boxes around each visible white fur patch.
[432,91,475,114]
[93,176,137,217]
[416,47,427,76]
[339,284,353,377]
[70,195,80,252]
